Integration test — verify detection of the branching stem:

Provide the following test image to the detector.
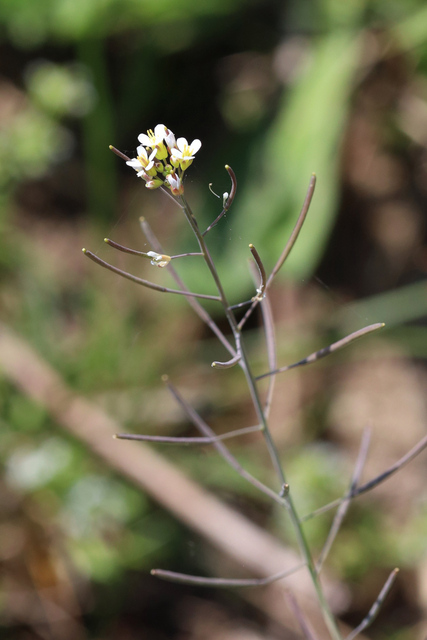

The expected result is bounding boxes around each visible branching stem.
[178,191,342,640]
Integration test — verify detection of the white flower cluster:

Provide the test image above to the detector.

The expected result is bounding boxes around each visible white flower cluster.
[126,124,201,196]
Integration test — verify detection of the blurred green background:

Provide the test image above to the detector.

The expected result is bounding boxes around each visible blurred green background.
[1,0,427,638]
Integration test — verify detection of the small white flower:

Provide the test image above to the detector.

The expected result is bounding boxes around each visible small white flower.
[165,172,184,196]
[170,137,201,170]
[126,146,157,177]
[138,124,167,148]
[147,251,171,268]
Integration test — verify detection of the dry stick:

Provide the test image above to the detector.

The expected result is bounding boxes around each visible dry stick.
[303,431,427,522]
[115,424,262,444]
[202,165,237,236]
[151,562,305,588]
[164,377,288,508]
[316,428,371,573]
[255,323,385,381]
[139,217,236,358]
[238,174,316,331]
[346,569,399,640]
[82,249,221,302]
[0,322,347,638]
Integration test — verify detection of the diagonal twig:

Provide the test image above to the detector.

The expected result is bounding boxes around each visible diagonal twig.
[266,173,317,287]
[114,424,262,444]
[151,562,305,588]
[303,431,427,522]
[285,591,319,640]
[238,174,316,331]
[316,428,371,573]
[346,569,399,640]
[256,323,385,381]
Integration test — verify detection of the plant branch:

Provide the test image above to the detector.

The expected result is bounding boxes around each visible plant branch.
[151,562,305,588]
[316,428,371,573]
[303,430,427,522]
[256,323,385,381]
[82,249,221,301]
[202,165,237,236]
[248,259,276,419]
[211,353,241,369]
[109,145,130,162]
[249,244,267,300]
[164,378,288,507]
[178,191,343,640]
[238,174,316,330]
[346,569,399,640]
[286,591,319,640]
[114,424,262,444]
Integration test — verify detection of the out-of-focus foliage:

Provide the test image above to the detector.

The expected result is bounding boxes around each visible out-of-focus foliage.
[0,0,246,44]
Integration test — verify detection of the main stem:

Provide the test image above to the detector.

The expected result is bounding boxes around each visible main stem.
[179,195,342,640]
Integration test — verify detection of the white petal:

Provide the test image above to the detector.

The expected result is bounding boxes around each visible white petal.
[138,133,151,146]
[165,129,176,147]
[170,148,183,159]
[166,174,180,188]
[176,137,188,152]
[154,124,166,140]
[126,158,142,170]
[189,139,201,154]
[148,148,157,161]
[136,145,147,157]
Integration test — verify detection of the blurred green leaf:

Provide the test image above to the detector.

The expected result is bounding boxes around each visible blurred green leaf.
[26,61,95,117]
[220,32,361,295]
